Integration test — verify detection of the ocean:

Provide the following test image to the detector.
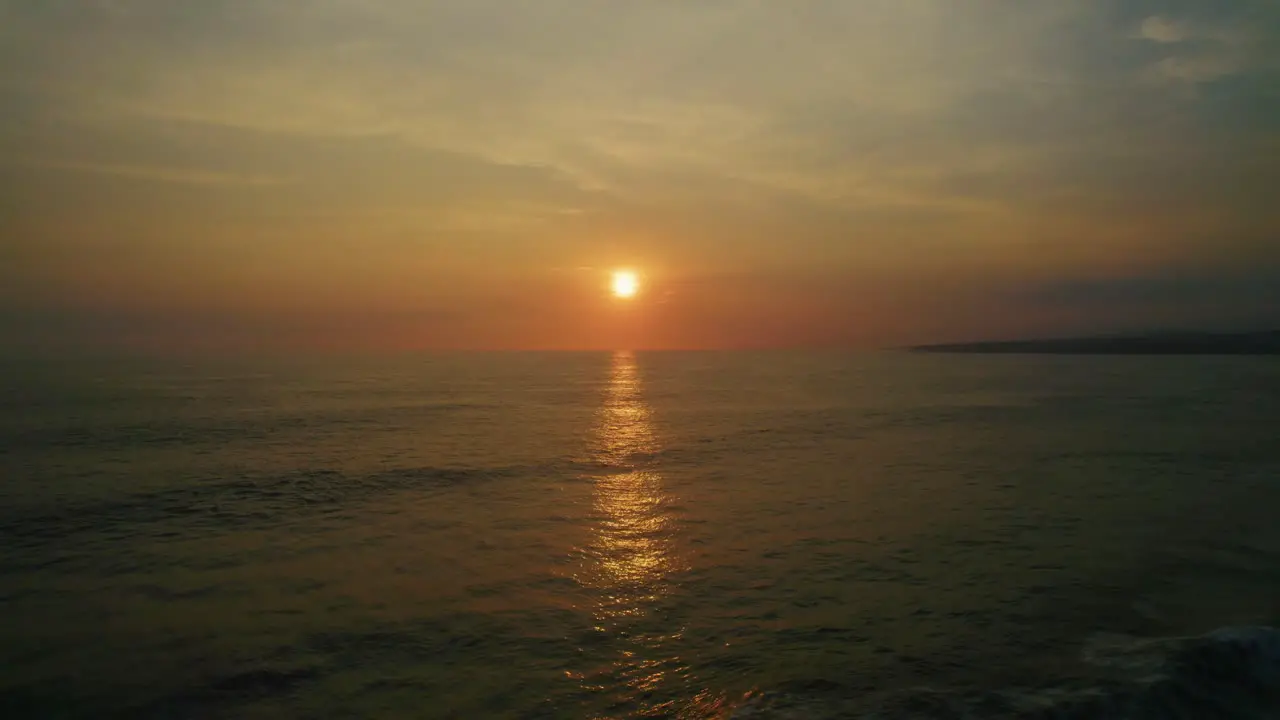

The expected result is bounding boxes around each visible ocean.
[2,351,1279,718]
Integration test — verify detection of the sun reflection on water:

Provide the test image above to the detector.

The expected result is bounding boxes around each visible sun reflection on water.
[573,351,711,717]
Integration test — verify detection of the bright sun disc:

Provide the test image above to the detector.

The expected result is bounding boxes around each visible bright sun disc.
[611,270,639,298]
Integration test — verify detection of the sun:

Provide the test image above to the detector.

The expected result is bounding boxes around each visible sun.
[611,270,640,299]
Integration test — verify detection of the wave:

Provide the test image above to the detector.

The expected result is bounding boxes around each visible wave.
[729,626,1280,719]
[0,462,554,562]
[0,401,498,452]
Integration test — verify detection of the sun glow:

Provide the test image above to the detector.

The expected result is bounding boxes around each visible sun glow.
[611,270,640,299]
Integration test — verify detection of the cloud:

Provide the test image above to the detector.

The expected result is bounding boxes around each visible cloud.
[1015,268,1280,334]
[1149,53,1242,84]
[0,0,1278,347]
[12,158,292,186]
[2,2,1096,189]
[1139,16,1189,43]
[1131,4,1280,88]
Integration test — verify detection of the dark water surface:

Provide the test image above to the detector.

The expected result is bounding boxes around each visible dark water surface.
[2,352,1279,718]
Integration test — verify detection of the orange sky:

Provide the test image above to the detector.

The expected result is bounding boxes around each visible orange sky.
[2,1,1278,351]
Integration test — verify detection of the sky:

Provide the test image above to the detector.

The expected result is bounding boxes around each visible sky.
[1,0,1278,351]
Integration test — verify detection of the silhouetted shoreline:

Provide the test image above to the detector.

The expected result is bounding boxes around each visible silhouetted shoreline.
[911,331,1280,355]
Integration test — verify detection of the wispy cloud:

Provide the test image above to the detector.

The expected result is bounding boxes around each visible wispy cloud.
[1133,5,1280,87]
[0,0,1277,348]
[1147,53,1243,84]
[17,158,293,187]
[1139,16,1189,44]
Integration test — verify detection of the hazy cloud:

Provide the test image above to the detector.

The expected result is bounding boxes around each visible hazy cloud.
[1139,16,1189,43]
[1,0,1278,349]
[10,158,293,187]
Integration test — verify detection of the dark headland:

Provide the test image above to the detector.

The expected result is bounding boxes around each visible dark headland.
[911,330,1280,355]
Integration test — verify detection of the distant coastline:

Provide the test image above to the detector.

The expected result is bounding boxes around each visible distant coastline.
[910,331,1280,355]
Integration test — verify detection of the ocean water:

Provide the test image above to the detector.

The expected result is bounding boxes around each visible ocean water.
[2,351,1279,718]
